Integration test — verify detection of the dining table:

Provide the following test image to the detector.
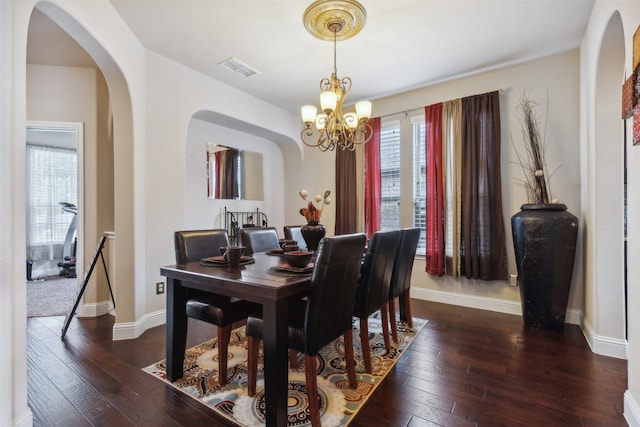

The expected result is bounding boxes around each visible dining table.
[160,251,311,427]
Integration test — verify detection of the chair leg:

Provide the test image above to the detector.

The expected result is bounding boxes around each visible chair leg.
[402,291,413,327]
[380,303,391,351]
[217,325,231,385]
[247,336,260,397]
[343,329,357,389]
[305,354,321,427]
[389,297,399,343]
[359,317,372,374]
[290,349,299,369]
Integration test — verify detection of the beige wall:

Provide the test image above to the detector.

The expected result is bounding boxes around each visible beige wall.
[27,63,115,313]
[297,50,583,320]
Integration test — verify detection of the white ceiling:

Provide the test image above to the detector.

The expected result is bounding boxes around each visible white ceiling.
[27,0,595,115]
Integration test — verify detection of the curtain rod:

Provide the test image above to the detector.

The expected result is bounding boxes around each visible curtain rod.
[375,88,505,120]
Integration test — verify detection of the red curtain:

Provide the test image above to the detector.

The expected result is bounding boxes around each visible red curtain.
[425,104,444,276]
[364,117,381,238]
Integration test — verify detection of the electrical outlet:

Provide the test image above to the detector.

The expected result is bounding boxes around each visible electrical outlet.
[156,281,165,294]
[509,274,518,287]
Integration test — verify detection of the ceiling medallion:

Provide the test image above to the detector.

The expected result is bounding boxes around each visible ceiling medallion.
[303,0,367,41]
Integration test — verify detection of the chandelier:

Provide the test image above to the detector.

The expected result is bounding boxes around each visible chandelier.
[301,0,373,151]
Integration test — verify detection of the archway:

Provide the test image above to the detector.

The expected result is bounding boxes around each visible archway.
[32,1,137,326]
[590,10,626,350]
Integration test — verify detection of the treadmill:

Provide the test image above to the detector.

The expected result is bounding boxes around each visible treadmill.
[58,202,77,278]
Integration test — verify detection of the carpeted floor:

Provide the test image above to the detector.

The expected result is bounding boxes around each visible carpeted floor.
[143,312,426,427]
[26,277,77,317]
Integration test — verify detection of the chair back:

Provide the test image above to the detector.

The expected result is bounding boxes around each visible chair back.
[283,225,307,251]
[354,230,401,319]
[389,228,421,298]
[174,229,229,264]
[240,227,279,254]
[303,233,367,355]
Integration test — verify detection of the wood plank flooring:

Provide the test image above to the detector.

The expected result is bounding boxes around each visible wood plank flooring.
[27,300,628,426]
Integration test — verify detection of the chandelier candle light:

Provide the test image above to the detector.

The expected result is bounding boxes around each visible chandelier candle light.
[301,0,373,151]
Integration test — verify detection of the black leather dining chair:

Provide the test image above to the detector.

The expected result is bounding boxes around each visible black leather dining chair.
[240,227,280,254]
[283,225,307,251]
[354,229,401,374]
[388,228,421,342]
[245,233,366,427]
[174,229,259,385]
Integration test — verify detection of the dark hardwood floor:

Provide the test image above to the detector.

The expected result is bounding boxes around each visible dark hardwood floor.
[27,300,628,426]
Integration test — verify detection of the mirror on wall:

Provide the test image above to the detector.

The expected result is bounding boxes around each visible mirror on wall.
[207,143,264,200]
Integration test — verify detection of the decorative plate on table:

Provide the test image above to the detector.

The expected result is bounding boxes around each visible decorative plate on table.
[266,248,284,256]
[269,263,314,274]
[200,255,255,266]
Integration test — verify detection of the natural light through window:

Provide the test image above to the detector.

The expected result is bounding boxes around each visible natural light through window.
[379,114,427,255]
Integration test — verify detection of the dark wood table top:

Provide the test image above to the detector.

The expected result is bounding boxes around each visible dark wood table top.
[160,252,311,303]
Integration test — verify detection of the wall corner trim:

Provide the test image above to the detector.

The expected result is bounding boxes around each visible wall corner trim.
[577,316,627,359]
[112,309,165,341]
[625,390,640,427]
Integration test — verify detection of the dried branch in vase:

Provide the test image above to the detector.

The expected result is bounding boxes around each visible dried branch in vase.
[512,92,559,205]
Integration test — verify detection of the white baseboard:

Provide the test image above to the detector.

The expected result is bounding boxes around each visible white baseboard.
[411,287,582,325]
[112,309,166,341]
[625,390,640,427]
[581,317,628,359]
[76,299,113,318]
[13,408,33,427]
[412,288,629,359]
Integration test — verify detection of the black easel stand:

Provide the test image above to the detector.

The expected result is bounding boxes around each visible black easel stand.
[61,234,115,340]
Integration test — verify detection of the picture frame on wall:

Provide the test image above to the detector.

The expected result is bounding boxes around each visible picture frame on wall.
[634,25,640,70]
[632,26,640,145]
[622,72,636,119]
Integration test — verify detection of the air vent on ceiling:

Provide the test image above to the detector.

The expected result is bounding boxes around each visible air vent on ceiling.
[218,57,260,78]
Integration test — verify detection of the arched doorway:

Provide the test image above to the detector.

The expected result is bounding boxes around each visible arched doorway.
[27,1,137,330]
[589,10,627,351]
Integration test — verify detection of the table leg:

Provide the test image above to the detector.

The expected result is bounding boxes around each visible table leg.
[166,277,188,382]
[261,298,289,427]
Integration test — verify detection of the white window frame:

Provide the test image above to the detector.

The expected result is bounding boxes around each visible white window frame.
[379,111,426,255]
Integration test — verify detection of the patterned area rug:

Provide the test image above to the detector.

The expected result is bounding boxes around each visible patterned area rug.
[143,312,426,427]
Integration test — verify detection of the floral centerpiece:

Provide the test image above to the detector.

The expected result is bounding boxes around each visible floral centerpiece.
[299,189,331,223]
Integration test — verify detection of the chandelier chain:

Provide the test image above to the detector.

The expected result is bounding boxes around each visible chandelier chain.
[333,30,338,77]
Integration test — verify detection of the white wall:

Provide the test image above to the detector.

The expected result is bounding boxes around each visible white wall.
[141,50,298,316]
[4,1,638,426]
[185,118,284,230]
[582,2,640,425]
[4,2,301,425]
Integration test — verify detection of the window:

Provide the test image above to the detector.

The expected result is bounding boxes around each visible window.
[27,144,77,246]
[374,92,507,279]
[380,126,400,230]
[412,121,426,254]
[378,114,426,255]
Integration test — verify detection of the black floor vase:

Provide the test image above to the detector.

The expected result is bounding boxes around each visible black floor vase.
[511,203,578,331]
